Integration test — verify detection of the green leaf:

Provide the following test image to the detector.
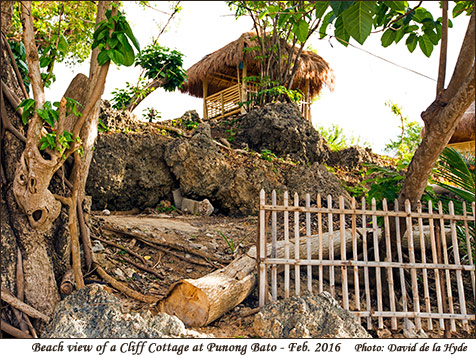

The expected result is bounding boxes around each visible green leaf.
[330,1,354,16]
[292,20,309,43]
[319,11,335,38]
[17,98,36,125]
[315,1,330,18]
[107,35,119,49]
[424,28,440,45]
[334,16,350,46]
[418,35,434,57]
[119,18,140,53]
[97,50,110,66]
[406,33,418,52]
[57,34,68,54]
[381,28,396,47]
[39,56,51,68]
[342,1,376,45]
[385,1,408,13]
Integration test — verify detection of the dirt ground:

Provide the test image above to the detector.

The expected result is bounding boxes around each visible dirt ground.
[86,209,475,339]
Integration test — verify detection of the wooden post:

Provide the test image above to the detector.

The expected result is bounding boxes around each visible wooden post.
[394,199,409,323]
[339,196,348,310]
[382,199,397,330]
[258,189,266,307]
[240,62,247,114]
[448,201,468,331]
[271,190,277,301]
[362,198,371,329]
[328,195,335,298]
[294,192,301,295]
[351,198,361,324]
[463,202,475,300]
[305,78,310,122]
[202,78,208,119]
[317,194,323,294]
[284,191,290,299]
[372,198,384,329]
[417,202,432,330]
[306,194,312,294]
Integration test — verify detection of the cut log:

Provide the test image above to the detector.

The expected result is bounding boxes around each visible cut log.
[159,226,445,327]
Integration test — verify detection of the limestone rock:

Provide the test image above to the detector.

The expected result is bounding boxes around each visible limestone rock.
[43,284,210,338]
[235,103,331,165]
[253,292,371,338]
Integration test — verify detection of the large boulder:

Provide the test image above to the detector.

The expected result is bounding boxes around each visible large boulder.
[43,284,208,338]
[235,103,331,164]
[253,292,371,338]
[86,132,174,211]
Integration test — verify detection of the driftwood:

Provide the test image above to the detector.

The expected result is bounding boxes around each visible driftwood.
[158,226,450,327]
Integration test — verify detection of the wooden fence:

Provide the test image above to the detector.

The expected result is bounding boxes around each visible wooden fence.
[257,189,475,332]
[204,84,242,119]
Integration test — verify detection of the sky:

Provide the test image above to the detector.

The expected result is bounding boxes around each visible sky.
[46,1,471,155]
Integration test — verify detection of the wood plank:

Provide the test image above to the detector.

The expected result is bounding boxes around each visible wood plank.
[271,190,277,301]
[258,189,266,307]
[317,194,323,294]
[328,195,335,298]
[417,202,433,330]
[306,194,312,293]
[339,196,348,310]
[351,198,361,325]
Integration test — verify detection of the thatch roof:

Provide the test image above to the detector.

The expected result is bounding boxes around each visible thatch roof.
[449,102,475,144]
[180,32,334,99]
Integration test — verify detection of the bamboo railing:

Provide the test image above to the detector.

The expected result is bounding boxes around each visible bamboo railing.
[204,84,241,119]
[258,189,476,332]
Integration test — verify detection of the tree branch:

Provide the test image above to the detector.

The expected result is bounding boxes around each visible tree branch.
[442,10,475,102]
[436,1,448,95]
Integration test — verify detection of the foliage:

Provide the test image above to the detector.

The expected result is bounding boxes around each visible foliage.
[432,147,475,262]
[260,149,278,162]
[111,44,186,110]
[433,147,475,204]
[16,97,83,157]
[8,40,30,91]
[111,78,153,109]
[384,102,422,165]
[316,123,370,151]
[134,44,187,92]
[92,9,141,66]
[142,107,161,123]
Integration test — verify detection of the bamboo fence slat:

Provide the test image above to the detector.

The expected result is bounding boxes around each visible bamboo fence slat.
[463,202,475,300]
[351,198,361,325]
[306,194,312,294]
[371,198,384,329]
[362,197,371,330]
[318,194,323,294]
[428,201,445,329]
[258,189,266,307]
[339,196,349,310]
[439,201,456,331]
[449,201,469,331]
[271,190,277,301]
[417,202,432,330]
[294,192,300,296]
[328,195,335,298]
[382,199,397,330]
[284,191,290,299]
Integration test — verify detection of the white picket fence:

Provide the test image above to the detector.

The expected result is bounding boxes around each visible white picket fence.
[257,189,475,332]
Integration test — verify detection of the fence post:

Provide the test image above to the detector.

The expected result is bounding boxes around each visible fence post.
[258,189,267,307]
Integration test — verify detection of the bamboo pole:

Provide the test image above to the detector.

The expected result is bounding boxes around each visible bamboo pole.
[382,199,397,330]
[463,202,475,300]
[306,193,312,294]
[318,194,323,294]
[258,189,266,307]
[328,195,335,298]
[340,196,348,310]
[271,190,277,301]
[417,202,433,330]
[284,191,290,299]
[428,201,445,329]
[362,198,371,330]
[202,78,208,119]
[395,199,409,324]
[405,199,422,330]
[294,192,301,295]
[448,201,468,331]
[372,198,384,329]
[439,200,456,331]
[351,198,361,325]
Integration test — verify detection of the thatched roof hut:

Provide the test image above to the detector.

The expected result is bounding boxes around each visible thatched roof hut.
[180,32,334,120]
[448,102,475,155]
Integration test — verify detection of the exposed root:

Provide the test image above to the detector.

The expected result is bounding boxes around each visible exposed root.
[1,288,50,322]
